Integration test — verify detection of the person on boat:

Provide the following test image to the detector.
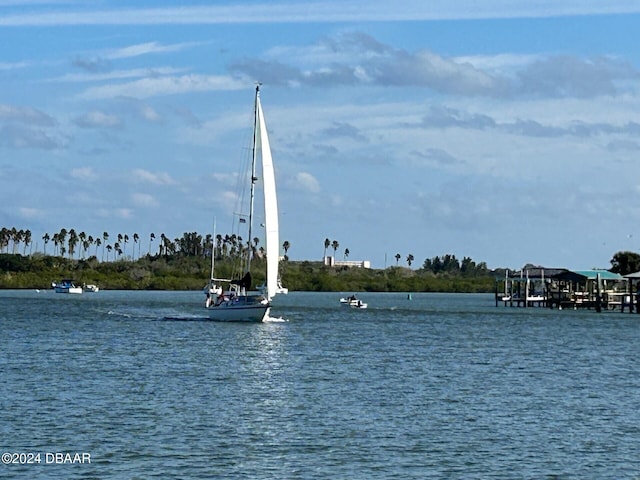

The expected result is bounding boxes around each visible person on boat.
[215,292,229,306]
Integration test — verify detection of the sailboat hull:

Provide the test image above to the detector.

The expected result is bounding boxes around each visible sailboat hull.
[205,296,271,322]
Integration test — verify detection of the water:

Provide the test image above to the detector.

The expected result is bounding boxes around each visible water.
[1,290,639,479]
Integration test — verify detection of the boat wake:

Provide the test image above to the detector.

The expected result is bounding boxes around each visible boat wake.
[103,307,285,323]
[162,315,211,322]
[106,308,208,321]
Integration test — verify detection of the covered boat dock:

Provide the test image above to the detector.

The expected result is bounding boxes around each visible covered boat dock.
[495,268,638,312]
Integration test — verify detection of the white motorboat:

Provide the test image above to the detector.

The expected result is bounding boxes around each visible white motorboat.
[340,295,368,309]
[52,279,83,294]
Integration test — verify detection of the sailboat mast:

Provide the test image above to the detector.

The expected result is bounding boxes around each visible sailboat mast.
[246,84,260,273]
[210,217,216,280]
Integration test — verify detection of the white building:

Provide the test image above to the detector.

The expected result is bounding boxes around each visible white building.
[323,256,370,269]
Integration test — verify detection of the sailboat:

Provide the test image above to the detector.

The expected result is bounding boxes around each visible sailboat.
[203,85,281,322]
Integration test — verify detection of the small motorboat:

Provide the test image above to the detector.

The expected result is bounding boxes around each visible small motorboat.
[52,279,83,294]
[340,295,368,309]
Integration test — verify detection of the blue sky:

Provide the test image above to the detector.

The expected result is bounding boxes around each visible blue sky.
[2,1,640,270]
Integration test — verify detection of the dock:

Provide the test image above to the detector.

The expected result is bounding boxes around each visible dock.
[495,267,640,313]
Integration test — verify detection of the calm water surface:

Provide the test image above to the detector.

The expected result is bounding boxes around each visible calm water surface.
[1,290,639,479]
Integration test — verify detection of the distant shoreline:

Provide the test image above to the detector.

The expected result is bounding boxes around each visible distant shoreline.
[0,253,496,293]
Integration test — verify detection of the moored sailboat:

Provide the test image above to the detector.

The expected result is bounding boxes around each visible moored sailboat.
[203,85,281,322]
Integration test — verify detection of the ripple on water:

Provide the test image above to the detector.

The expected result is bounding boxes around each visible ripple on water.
[1,291,639,479]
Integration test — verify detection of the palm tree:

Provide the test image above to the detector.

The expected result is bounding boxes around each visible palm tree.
[133,233,139,259]
[0,228,9,252]
[11,227,19,253]
[323,238,330,259]
[406,254,414,267]
[52,233,59,256]
[79,231,87,258]
[95,238,102,258]
[228,234,238,257]
[203,233,213,259]
[58,228,68,256]
[68,229,78,259]
[149,233,155,256]
[282,240,290,260]
[159,234,166,255]
[331,240,339,259]
[395,253,401,265]
[215,234,222,259]
[42,233,50,255]
[222,235,230,257]
[23,229,31,255]
[163,236,174,255]
[106,244,112,261]
[0,228,5,253]
[344,248,349,260]
[102,232,109,261]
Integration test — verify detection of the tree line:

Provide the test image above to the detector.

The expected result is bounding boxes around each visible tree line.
[0,226,292,263]
[1,226,493,278]
[8,225,632,278]
[4,225,637,292]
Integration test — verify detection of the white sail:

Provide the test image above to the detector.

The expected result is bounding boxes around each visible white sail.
[256,94,279,300]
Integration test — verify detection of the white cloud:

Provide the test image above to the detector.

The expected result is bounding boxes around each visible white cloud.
[131,169,176,185]
[70,167,98,180]
[18,207,41,219]
[114,208,133,219]
[95,207,133,219]
[131,193,158,207]
[0,61,28,71]
[79,74,247,99]
[455,53,542,76]
[0,124,64,150]
[212,172,237,184]
[293,172,321,193]
[74,110,122,129]
[50,67,185,83]
[115,97,162,123]
[0,104,55,126]
[113,208,133,219]
[232,33,506,95]
[106,41,204,60]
